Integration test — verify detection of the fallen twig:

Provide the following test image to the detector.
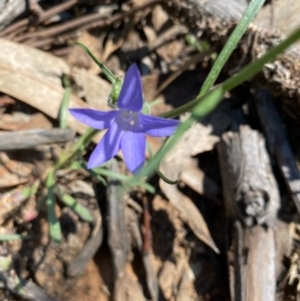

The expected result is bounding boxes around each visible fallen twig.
[14,0,160,45]
[0,128,75,151]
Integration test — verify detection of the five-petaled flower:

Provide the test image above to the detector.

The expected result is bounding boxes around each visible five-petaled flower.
[69,64,180,174]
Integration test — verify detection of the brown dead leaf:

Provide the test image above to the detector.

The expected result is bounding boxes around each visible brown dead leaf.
[67,180,95,197]
[158,260,177,299]
[0,152,32,188]
[0,95,16,106]
[176,267,198,301]
[180,165,220,199]
[159,105,231,252]
[0,112,31,130]
[73,68,111,111]
[152,5,169,32]
[160,180,219,253]
[102,37,124,63]
[114,273,146,301]
[0,111,52,132]
[0,187,31,225]
[17,113,52,130]
[155,27,186,64]
[143,26,157,45]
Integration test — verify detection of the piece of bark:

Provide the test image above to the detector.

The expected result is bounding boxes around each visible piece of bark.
[0,0,26,30]
[255,88,300,213]
[106,159,130,279]
[0,129,75,150]
[218,125,280,301]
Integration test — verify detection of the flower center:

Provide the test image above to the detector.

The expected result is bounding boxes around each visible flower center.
[117,110,141,131]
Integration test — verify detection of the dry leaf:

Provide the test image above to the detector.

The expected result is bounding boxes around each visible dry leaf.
[17,113,52,130]
[143,26,157,45]
[114,274,146,301]
[176,267,198,301]
[151,5,169,32]
[159,105,231,252]
[0,112,31,130]
[158,260,177,300]
[0,152,32,188]
[102,37,124,62]
[73,68,111,111]
[160,180,219,253]
[0,187,31,225]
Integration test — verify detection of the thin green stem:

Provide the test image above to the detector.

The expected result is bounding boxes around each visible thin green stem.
[161,26,300,119]
[74,42,116,85]
[52,128,98,172]
[198,0,265,97]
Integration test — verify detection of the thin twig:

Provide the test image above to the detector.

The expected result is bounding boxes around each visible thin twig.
[14,0,160,43]
[0,0,78,37]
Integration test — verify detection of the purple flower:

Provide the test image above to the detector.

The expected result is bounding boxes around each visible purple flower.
[69,64,180,174]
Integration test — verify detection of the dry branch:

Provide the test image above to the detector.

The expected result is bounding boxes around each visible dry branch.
[0,129,75,150]
[218,125,280,301]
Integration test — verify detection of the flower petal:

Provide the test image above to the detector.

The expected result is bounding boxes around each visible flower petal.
[121,131,145,174]
[87,122,124,169]
[139,114,180,137]
[69,109,117,129]
[118,64,143,112]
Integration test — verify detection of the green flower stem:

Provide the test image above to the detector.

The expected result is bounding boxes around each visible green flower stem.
[162,25,300,119]
[198,0,265,97]
[74,42,116,85]
[134,88,224,181]
[147,141,178,185]
[52,128,98,172]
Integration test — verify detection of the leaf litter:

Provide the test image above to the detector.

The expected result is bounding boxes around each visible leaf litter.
[0,1,299,301]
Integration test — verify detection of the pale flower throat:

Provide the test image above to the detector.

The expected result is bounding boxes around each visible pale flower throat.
[116,110,141,131]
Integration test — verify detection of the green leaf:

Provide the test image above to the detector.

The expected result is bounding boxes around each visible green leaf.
[0,234,32,241]
[74,42,116,85]
[55,188,94,223]
[21,184,38,198]
[45,172,62,244]
[186,34,210,52]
